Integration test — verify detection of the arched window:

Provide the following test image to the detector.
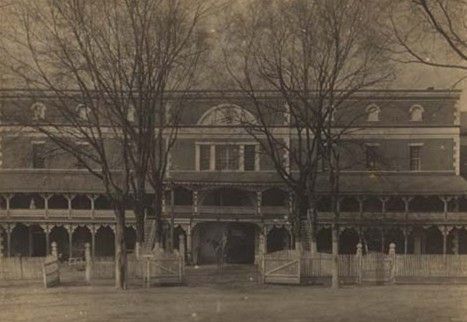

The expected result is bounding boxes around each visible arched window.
[366,104,380,122]
[197,104,256,126]
[31,102,46,120]
[76,104,90,121]
[409,104,424,122]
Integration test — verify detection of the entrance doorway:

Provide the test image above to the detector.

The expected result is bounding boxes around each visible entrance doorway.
[192,222,257,265]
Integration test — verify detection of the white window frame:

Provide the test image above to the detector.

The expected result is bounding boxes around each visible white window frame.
[366,104,380,122]
[408,143,423,171]
[195,142,260,172]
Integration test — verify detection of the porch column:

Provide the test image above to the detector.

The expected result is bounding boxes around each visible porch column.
[453,228,460,255]
[380,228,385,253]
[6,224,12,257]
[256,191,262,217]
[441,226,453,258]
[193,190,198,216]
[403,227,410,255]
[67,225,74,259]
[186,226,192,264]
[40,224,51,255]
[28,225,33,257]
[90,225,97,258]
[88,194,96,219]
[414,229,422,255]
[41,194,51,218]
[331,223,339,289]
[380,197,388,214]
[66,194,75,219]
[5,194,11,218]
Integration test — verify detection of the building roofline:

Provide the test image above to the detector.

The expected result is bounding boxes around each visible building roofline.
[0,88,461,100]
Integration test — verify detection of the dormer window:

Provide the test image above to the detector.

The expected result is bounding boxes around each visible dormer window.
[31,103,46,120]
[409,105,424,122]
[127,105,136,123]
[76,104,90,121]
[366,104,380,122]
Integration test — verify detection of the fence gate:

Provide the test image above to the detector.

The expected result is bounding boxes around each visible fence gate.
[361,252,393,284]
[262,250,301,284]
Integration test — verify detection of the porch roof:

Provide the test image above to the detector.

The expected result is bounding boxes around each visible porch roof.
[0,170,466,196]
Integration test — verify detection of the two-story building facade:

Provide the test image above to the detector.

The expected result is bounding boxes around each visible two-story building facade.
[0,89,467,264]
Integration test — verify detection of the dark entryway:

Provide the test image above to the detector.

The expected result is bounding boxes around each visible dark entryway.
[192,222,257,265]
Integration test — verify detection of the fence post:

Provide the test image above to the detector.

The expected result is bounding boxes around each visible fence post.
[135,242,141,261]
[356,242,362,285]
[85,243,91,284]
[179,235,185,283]
[0,234,3,279]
[51,242,58,259]
[389,242,396,284]
[0,234,4,257]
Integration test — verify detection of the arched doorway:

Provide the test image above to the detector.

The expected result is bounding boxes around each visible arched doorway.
[192,222,257,265]
[72,226,91,258]
[49,226,69,261]
[95,226,115,257]
[10,224,29,257]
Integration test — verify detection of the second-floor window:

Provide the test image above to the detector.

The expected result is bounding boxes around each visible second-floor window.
[197,143,258,171]
[409,145,422,171]
[216,145,239,170]
[32,142,45,168]
[365,145,379,170]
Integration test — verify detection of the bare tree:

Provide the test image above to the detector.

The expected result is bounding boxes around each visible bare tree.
[0,0,211,289]
[223,0,392,288]
[389,0,467,73]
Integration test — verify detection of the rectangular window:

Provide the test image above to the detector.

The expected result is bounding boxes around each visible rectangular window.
[409,145,422,171]
[32,142,45,168]
[244,145,256,171]
[215,145,239,170]
[366,145,378,170]
[199,145,211,171]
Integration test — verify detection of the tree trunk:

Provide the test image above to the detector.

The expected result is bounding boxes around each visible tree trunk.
[331,225,339,289]
[153,188,164,250]
[114,205,127,290]
[134,203,145,244]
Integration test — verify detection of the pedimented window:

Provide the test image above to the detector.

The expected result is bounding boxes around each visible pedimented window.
[31,102,46,120]
[366,104,380,122]
[409,105,424,122]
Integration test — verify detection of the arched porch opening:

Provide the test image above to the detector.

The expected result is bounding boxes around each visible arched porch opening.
[362,227,382,253]
[72,226,91,258]
[425,226,443,254]
[29,225,46,257]
[71,195,91,209]
[339,197,359,212]
[172,226,187,253]
[95,195,112,210]
[339,228,360,254]
[174,187,193,206]
[384,227,405,254]
[95,226,115,257]
[386,197,405,212]
[410,196,444,212]
[267,226,291,253]
[10,194,44,209]
[363,197,382,213]
[316,227,331,253]
[49,226,69,260]
[125,226,136,252]
[10,224,29,257]
[262,188,287,207]
[49,195,68,209]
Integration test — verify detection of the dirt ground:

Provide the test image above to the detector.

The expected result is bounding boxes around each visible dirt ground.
[1,266,467,322]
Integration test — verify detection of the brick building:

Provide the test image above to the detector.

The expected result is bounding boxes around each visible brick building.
[0,89,466,264]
